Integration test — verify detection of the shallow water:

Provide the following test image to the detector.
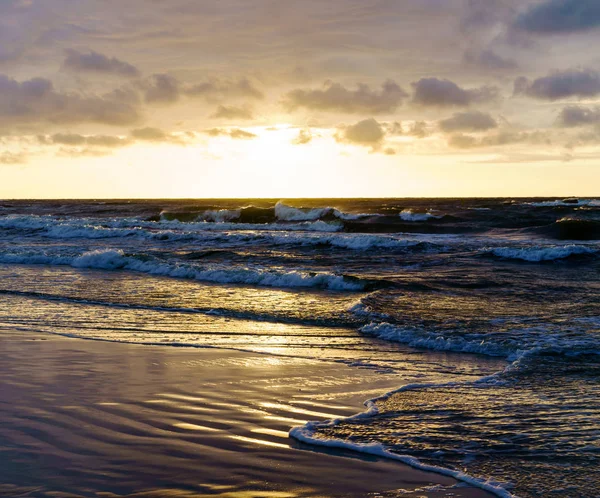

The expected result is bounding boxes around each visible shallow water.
[1,198,599,497]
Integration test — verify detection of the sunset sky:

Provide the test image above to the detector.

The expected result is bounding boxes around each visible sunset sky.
[2,0,600,198]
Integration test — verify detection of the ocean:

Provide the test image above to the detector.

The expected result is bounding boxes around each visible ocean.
[0,198,599,497]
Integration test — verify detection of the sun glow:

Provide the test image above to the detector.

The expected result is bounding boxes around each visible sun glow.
[2,124,599,199]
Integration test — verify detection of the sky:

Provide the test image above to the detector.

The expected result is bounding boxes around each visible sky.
[2,0,600,198]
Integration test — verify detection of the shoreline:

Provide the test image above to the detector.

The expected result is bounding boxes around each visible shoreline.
[0,328,496,497]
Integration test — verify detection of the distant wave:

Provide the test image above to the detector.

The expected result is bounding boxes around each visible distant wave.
[483,245,599,262]
[399,209,441,222]
[159,201,367,225]
[0,248,386,291]
[0,214,447,252]
[0,214,342,235]
[524,198,600,208]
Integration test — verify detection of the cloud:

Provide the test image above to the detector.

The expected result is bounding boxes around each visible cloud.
[142,73,180,103]
[439,111,497,132]
[44,133,132,147]
[291,129,314,145]
[131,127,185,143]
[0,74,141,126]
[56,147,115,158]
[514,0,600,34]
[557,105,600,126]
[384,121,429,138]
[203,128,257,139]
[335,118,386,151]
[185,78,264,100]
[448,129,554,148]
[406,121,430,138]
[464,49,518,70]
[412,77,499,107]
[140,75,264,107]
[0,151,27,164]
[285,80,407,114]
[210,105,254,120]
[63,49,140,77]
[514,69,600,100]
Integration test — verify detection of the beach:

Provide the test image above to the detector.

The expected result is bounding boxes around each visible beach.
[0,329,495,497]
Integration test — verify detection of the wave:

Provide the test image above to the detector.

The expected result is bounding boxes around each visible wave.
[0,214,342,235]
[289,375,515,498]
[157,201,367,225]
[361,322,511,357]
[0,288,358,328]
[199,209,242,222]
[483,245,599,262]
[359,319,600,362]
[0,248,382,291]
[290,420,513,497]
[0,214,446,252]
[399,209,441,222]
[525,198,600,208]
[291,310,600,498]
[534,218,600,241]
[274,201,365,222]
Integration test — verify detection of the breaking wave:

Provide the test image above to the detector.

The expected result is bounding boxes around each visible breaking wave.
[484,245,599,262]
[0,249,382,291]
[399,209,441,222]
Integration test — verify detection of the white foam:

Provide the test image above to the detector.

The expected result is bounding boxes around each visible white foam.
[399,209,441,222]
[289,396,514,498]
[360,322,510,357]
[275,201,365,222]
[0,249,367,291]
[200,209,241,222]
[486,245,598,262]
[525,199,598,207]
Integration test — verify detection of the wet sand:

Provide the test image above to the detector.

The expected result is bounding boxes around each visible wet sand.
[0,329,495,497]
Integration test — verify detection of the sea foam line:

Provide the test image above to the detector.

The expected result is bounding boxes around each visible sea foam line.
[0,249,368,291]
[289,375,514,498]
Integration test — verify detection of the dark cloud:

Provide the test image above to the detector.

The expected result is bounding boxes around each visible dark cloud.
[515,0,600,34]
[203,128,257,139]
[210,105,254,120]
[185,78,263,100]
[439,111,497,132]
[464,49,518,70]
[514,69,600,100]
[0,74,141,126]
[142,73,180,104]
[412,78,499,107]
[335,118,386,151]
[557,105,600,126]
[285,80,407,114]
[63,49,140,77]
